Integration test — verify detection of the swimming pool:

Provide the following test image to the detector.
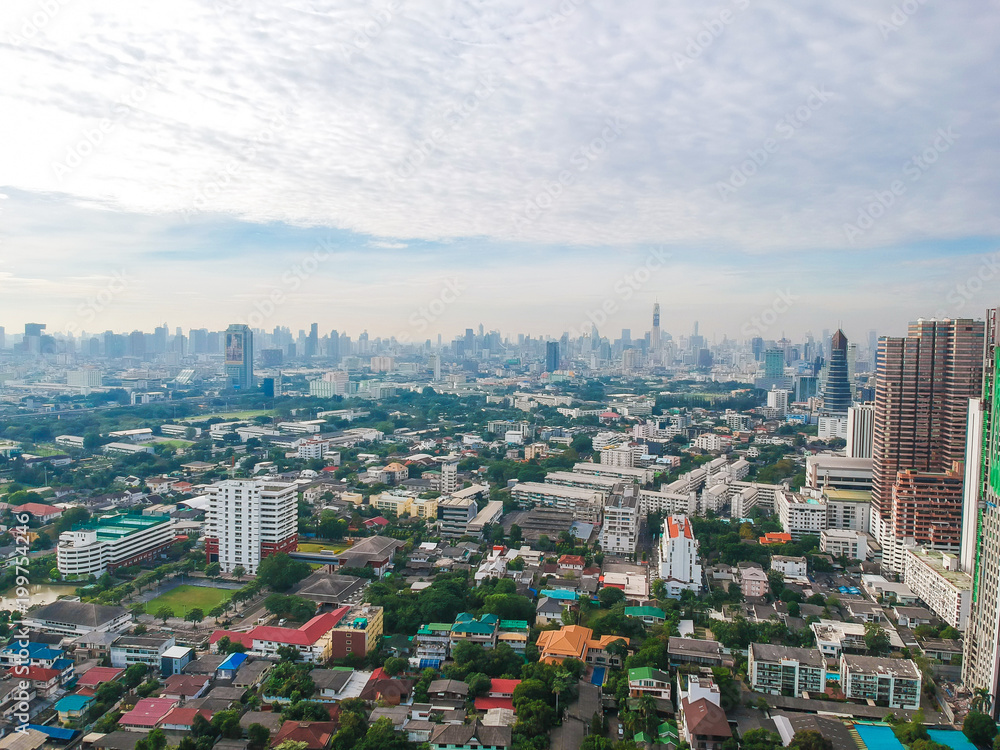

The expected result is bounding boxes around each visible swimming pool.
[591,667,606,686]
[826,671,840,682]
[855,724,904,750]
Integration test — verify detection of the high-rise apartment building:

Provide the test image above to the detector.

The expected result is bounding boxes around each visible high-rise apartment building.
[873,318,985,572]
[846,404,875,458]
[822,329,852,415]
[650,303,661,353]
[204,479,298,574]
[962,309,1000,705]
[224,324,254,391]
[655,515,703,598]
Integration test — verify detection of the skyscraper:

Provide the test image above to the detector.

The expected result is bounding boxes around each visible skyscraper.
[821,329,852,415]
[225,323,255,391]
[306,322,318,358]
[651,303,661,353]
[962,309,999,708]
[872,318,985,572]
[545,341,559,373]
[846,404,875,459]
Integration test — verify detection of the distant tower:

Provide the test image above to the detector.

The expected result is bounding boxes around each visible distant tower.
[545,341,559,373]
[651,303,661,353]
[225,324,254,391]
[821,330,852,415]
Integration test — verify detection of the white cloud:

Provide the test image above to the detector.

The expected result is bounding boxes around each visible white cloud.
[0,0,996,252]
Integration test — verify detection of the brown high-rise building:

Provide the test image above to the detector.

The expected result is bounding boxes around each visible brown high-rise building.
[872,318,985,572]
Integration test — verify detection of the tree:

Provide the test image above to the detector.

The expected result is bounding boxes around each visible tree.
[864,622,891,656]
[972,687,994,715]
[247,724,271,750]
[185,608,204,623]
[206,562,221,578]
[276,645,302,662]
[466,672,491,697]
[123,663,148,689]
[964,710,999,747]
[788,730,833,750]
[232,565,246,580]
[257,553,311,592]
[598,587,625,607]
[740,729,784,750]
[383,657,408,676]
[135,729,167,750]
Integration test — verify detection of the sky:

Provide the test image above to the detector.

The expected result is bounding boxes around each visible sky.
[1,0,999,343]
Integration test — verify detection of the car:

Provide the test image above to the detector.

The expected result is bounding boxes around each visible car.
[618,723,624,738]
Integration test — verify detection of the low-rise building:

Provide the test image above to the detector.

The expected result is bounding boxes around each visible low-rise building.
[111,634,176,669]
[677,675,731,750]
[57,512,175,577]
[668,637,723,668]
[628,667,671,700]
[21,601,132,636]
[820,528,874,560]
[840,654,921,710]
[535,625,628,668]
[739,566,769,599]
[599,492,639,556]
[748,643,826,697]
[770,555,807,578]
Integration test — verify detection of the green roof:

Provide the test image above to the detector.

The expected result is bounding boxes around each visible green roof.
[73,511,172,540]
[628,666,668,682]
[624,606,665,619]
[418,623,453,634]
[452,622,495,635]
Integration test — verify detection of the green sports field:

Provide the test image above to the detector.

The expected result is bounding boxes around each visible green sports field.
[145,584,232,617]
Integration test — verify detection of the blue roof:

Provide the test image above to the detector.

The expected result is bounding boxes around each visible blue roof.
[28,725,77,741]
[218,652,248,671]
[53,658,74,670]
[544,589,579,601]
[55,694,94,711]
[4,642,62,660]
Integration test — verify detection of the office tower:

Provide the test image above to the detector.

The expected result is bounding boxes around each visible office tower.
[846,404,876,459]
[306,323,318,358]
[751,337,764,361]
[545,341,559,373]
[962,309,998,706]
[224,324,255,391]
[764,348,784,378]
[621,329,631,346]
[767,387,789,416]
[153,324,168,354]
[204,479,297,574]
[821,330,852,415]
[328,329,340,362]
[128,330,146,359]
[651,303,661,353]
[873,318,985,572]
[430,354,442,382]
[261,377,275,398]
[23,323,45,354]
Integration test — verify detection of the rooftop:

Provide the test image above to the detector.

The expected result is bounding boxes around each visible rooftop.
[842,654,920,679]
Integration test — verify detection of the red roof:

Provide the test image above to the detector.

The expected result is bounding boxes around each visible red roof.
[759,532,792,545]
[666,516,693,540]
[558,555,585,567]
[213,608,349,648]
[489,678,521,695]
[321,466,339,473]
[162,707,214,727]
[24,666,60,682]
[474,697,514,711]
[364,517,389,527]
[682,697,731,738]
[17,503,62,517]
[272,721,338,750]
[120,698,178,728]
[77,666,124,686]
[163,674,210,696]
[600,411,621,419]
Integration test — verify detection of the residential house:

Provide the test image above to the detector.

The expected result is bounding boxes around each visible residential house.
[428,722,512,750]
[677,675,731,750]
[535,625,628,668]
[55,694,95,723]
[118,698,179,732]
[628,667,671,700]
